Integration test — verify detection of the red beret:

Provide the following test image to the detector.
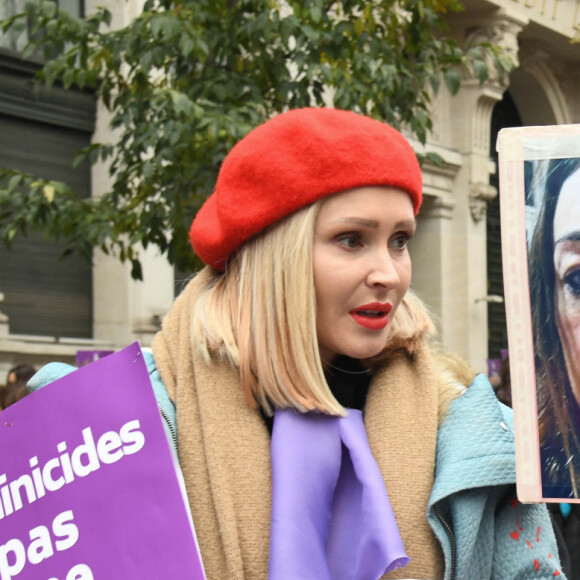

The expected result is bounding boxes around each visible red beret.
[190,107,422,270]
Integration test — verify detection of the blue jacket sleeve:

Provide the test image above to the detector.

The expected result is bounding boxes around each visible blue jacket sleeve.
[27,362,77,390]
[141,348,178,458]
[493,493,567,579]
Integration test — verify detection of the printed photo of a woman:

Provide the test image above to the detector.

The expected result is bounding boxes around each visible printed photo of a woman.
[528,157,580,498]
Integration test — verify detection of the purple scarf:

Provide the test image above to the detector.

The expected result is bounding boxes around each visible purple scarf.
[269,408,409,579]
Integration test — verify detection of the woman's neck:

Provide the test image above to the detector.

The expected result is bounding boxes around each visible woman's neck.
[324,356,372,411]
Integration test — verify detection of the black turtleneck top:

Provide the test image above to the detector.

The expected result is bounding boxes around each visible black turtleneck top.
[323,355,371,411]
[262,356,372,434]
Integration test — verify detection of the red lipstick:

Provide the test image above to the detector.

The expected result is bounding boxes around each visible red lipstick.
[349,302,392,330]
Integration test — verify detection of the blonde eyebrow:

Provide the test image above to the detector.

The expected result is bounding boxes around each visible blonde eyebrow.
[395,219,417,230]
[332,217,379,228]
[331,217,416,229]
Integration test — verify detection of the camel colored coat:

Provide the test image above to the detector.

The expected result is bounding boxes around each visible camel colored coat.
[152,276,444,579]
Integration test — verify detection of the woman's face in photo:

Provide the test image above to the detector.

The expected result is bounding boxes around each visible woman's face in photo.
[312,186,415,363]
[553,167,580,403]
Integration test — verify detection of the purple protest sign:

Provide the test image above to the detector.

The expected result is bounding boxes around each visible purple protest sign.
[0,342,205,580]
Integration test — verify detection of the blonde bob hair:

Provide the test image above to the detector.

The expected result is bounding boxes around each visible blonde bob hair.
[191,198,436,417]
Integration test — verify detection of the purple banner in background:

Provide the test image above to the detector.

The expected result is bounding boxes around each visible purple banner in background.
[487,358,502,379]
[0,342,204,580]
[75,350,114,368]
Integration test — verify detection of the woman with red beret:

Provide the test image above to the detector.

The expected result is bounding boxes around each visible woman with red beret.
[147,108,566,579]
[30,108,566,578]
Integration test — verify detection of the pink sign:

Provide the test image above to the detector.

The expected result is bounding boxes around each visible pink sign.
[0,343,205,580]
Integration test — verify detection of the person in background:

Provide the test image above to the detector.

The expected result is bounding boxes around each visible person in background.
[0,363,36,410]
[495,355,513,408]
[549,501,580,580]
[2,379,31,408]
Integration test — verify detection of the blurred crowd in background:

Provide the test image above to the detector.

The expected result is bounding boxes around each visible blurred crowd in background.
[0,363,35,410]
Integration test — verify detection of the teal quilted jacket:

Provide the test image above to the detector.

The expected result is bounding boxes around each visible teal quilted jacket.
[427,373,565,579]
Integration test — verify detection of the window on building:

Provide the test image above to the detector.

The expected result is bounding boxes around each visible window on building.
[0,48,95,339]
[488,91,522,359]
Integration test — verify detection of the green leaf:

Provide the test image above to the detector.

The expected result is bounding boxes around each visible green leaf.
[102,8,112,27]
[72,150,87,169]
[497,53,514,72]
[425,151,444,166]
[354,18,365,37]
[310,6,322,23]
[43,184,55,203]
[46,19,58,37]
[169,90,195,116]
[41,0,57,19]
[5,227,18,243]
[62,68,75,89]
[76,69,87,89]
[130,258,143,280]
[429,73,440,94]
[89,147,99,165]
[8,175,22,192]
[179,35,195,57]
[300,24,319,41]
[444,69,461,95]
[472,59,488,83]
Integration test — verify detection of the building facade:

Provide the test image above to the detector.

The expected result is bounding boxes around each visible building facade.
[1,0,579,381]
[413,0,580,372]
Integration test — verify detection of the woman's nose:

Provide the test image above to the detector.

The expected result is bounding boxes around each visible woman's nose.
[366,251,401,288]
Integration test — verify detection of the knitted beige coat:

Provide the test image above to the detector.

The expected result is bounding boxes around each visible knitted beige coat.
[152,276,466,580]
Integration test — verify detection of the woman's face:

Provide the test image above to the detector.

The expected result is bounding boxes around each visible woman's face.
[553,167,580,403]
[313,186,415,363]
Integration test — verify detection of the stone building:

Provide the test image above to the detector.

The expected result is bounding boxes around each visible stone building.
[0,0,579,380]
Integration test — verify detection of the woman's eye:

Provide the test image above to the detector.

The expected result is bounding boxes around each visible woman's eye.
[337,234,361,249]
[390,233,409,250]
[564,269,580,297]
